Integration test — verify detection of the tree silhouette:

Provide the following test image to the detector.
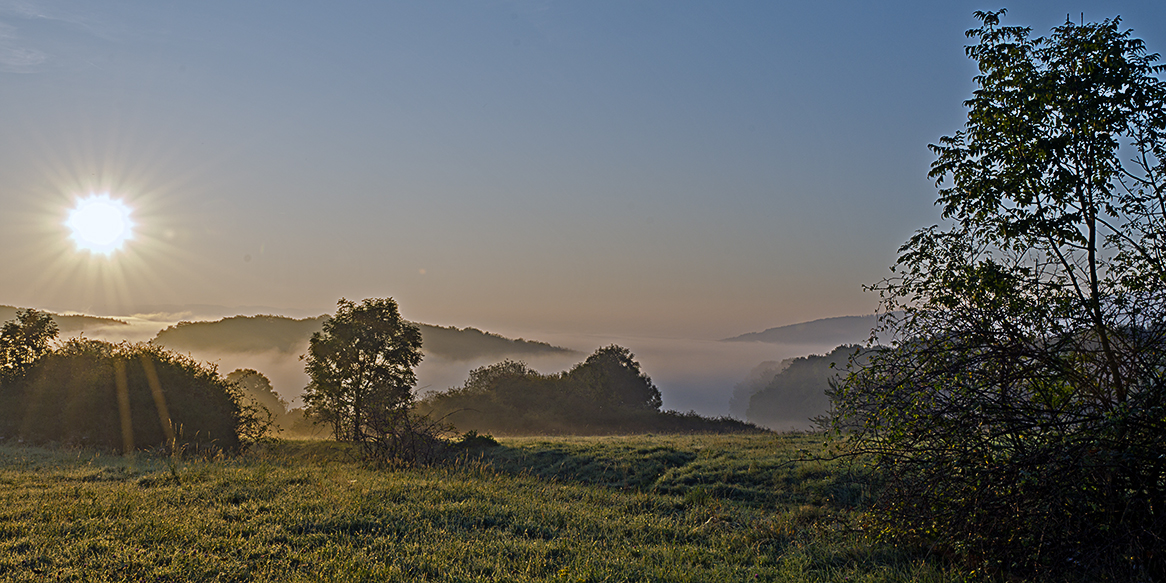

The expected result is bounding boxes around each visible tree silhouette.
[0,309,58,380]
[302,298,423,442]
[832,11,1166,579]
[565,345,662,419]
[227,368,287,430]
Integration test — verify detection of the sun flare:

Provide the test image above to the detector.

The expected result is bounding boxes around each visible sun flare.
[66,194,135,254]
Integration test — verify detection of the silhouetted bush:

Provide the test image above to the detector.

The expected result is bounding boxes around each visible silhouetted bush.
[420,346,766,435]
[454,430,500,449]
[0,339,248,452]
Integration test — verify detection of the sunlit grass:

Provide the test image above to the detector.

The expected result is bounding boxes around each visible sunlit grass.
[0,435,965,582]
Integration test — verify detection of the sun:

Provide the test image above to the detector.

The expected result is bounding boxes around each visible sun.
[65,194,135,254]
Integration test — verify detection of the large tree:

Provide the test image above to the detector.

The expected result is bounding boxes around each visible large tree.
[832,11,1166,579]
[303,298,423,442]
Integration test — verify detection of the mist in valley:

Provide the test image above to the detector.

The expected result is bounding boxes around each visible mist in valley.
[50,307,856,427]
[175,329,850,427]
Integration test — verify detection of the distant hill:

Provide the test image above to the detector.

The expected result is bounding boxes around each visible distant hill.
[723,315,879,346]
[747,344,866,430]
[0,305,127,333]
[415,323,577,361]
[153,315,327,354]
[132,304,327,320]
[152,314,576,361]
[729,359,792,420]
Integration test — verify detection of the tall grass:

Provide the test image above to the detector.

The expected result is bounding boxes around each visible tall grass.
[0,435,965,582]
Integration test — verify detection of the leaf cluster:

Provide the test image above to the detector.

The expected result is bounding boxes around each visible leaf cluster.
[0,309,58,383]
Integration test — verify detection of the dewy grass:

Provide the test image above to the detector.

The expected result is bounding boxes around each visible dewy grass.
[0,435,966,582]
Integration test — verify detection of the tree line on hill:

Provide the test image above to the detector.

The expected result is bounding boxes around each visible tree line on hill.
[732,345,864,430]
[152,314,576,361]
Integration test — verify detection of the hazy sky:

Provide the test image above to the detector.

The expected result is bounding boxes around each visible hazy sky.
[2,0,1163,340]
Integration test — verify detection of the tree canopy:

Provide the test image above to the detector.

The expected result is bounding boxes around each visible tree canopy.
[832,11,1166,579]
[418,345,661,435]
[0,309,58,380]
[302,298,423,443]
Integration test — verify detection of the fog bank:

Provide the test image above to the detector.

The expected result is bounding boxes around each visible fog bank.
[69,316,847,423]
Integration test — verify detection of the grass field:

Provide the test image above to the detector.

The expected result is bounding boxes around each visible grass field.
[0,434,966,582]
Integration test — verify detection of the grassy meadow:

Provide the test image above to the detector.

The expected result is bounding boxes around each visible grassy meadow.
[0,434,965,582]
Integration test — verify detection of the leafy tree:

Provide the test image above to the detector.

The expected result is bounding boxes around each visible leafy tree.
[302,298,423,443]
[565,345,662,417]
[832,11,1166,579]
[0,309,58,379]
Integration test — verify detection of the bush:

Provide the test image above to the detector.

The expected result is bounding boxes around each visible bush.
[0,339,250,452]
[420,347,767,435]
[419,347,662,435]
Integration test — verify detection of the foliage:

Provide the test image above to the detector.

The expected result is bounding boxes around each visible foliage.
[568,344,663,416]
[226,368,288,436]
[421,346,757,435]
[0,435,966,582]
[645,410,765,434]
[453,429,500,449]
[302,298,424,444]
[301,298,443,466]
[0,339,250,452]
[358,407,451,467]
[831,10,1166,580]
[0,309,58,381]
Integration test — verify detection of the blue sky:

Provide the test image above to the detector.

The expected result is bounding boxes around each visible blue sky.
[1,0,1163,339]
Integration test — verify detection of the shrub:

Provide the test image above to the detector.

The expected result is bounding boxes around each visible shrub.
[420,348,766,435]
[0,339,249,452]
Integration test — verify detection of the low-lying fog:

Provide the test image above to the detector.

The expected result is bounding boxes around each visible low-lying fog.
[79,315,844,424]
